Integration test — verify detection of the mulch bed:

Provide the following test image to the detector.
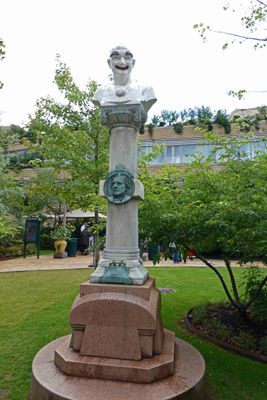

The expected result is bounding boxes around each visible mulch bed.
[185,304,267,363]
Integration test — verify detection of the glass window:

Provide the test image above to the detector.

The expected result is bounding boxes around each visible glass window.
[173,146,181,163]
[214,147,226,163]
[138,146,153,157]
[165,145,180,164]
[196,144,213,160]
[233,143,251,160]
[251,141,267,158]
[181,145,197,163]
[166,146,173,163]
[139,146,165,164]
[151,151,165,164]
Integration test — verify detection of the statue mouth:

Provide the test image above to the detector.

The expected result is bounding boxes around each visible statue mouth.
[115,65,129,71]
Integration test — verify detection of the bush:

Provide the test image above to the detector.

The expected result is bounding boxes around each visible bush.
[0,215,24,257]
[40,227,54,250]
[0,215,20,243]
[241,267,267,325]
[191,305,208,324]
[214,110,231,134]
[173,122,183,134]
[259,337,267,355]
[232,332,257,352]
[190,301,266,355]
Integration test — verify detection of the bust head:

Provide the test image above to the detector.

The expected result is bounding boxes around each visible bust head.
[104,164,135,204]
[111,174,128,198]
[107,46,135,86]
[93,46,157,112]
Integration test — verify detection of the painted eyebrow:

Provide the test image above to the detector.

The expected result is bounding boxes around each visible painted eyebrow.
[110,51,120,57]
[110,51,133,58]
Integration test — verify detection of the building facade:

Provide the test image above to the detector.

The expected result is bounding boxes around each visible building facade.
[138,121,267,171]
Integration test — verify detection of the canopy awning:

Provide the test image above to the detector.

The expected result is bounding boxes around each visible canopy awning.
[65,209,106,219]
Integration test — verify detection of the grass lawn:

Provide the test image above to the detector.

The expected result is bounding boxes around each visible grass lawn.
[0,267,266,400]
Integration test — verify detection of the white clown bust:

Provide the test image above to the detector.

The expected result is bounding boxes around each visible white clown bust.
[93,45,157,113]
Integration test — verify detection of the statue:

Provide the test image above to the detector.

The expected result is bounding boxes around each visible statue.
[103,164,135,204]
[91,45,155,285]
[93,45,157,112]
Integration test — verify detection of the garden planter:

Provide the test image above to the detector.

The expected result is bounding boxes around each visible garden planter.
[53,238,68,259]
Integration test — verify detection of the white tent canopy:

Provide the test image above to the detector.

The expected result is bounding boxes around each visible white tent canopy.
[65,209,106,219]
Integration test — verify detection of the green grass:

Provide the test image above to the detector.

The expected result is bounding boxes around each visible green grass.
[0,267,266,399]
[39,249,54,255]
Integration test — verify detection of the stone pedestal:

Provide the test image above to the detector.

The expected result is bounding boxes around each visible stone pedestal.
[29,336,206,400]
[68,279,164,362]
[29,278,206,399]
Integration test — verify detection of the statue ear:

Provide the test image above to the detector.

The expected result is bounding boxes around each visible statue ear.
[107,59,111,68]
[132,59,136,67]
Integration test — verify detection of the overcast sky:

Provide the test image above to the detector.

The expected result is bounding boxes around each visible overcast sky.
[1,0,266,126]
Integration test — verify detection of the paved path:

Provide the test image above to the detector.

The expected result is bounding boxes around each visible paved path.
[0,254,246,273]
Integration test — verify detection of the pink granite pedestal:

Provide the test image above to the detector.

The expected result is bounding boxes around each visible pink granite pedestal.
[29,278,206,399]
[68,278,165,364]
[29,335,206,400]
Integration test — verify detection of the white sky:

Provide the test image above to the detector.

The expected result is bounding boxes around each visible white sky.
[1,0,266,126]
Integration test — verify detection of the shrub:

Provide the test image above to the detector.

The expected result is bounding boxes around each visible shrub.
[40,227,54,249]
[214,110,231,134]
[0,215,20,243]
[259,337,267,355]
[147,123,154,136]
[173,122,184,134]
[191,305,208,324]
[231,332,257,352]
[0,215,24,256]
[241,267,267,325]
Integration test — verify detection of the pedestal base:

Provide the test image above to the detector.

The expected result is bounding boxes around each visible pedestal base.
[29,336,206,400]
[90,258,148,285]
[69,278,164,361]
[55,330,175,383]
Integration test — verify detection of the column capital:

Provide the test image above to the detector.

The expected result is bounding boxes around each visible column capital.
[100,103,147,131]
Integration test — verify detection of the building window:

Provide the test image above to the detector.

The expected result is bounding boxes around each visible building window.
[140,138,265,165]
[151,151,165,164]
[166,145,181,164]
[139,146,153,156]
[195,144,213,160]
[139,146,165,164]
[181,144,197,163]
[251,141,267,159]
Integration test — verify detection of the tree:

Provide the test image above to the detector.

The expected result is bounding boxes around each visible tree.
[0,38,5,89]
[150,107,231,134]
[194,1,267,50]
[139,134,267,317]
[154,110,179,127]
[0,41,28,255]
[26,57,109,264]
[0,127,26,254]
[194,1,267,99]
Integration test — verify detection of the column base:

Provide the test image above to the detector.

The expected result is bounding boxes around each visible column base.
[90,257,148,285]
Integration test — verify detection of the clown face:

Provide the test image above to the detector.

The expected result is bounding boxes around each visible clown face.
[107,46,135,79]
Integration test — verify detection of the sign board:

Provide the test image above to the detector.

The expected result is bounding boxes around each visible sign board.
[24,218,41,258]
